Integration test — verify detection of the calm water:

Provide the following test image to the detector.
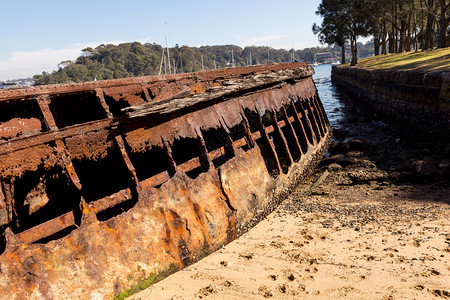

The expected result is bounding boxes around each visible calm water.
[312,64,345,127]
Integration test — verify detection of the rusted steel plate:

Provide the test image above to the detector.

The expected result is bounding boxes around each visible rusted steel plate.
[17,211,75,244]
[89,188,133,214]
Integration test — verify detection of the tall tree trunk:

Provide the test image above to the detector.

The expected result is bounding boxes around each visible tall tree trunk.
[374,35,381,55]
[382,19,388,54]
[341,44,346,64]
[350,38,355,66]
[413,0,419,51]
[394,0,399,52]
[437,0,450,48]
[423,0,436,49]
[350,34,358,66]
[389,30,395,53]
[406,12,412,51]
[399,0,405,52]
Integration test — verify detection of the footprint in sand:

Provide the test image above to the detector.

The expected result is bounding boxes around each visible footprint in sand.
[195,285,216,299]
[239,253,254,260]
[268,274,277,281]
[258,286,273,298]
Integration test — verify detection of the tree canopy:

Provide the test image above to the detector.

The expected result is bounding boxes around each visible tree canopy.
[33,43,345,85]
[313,0,450,65]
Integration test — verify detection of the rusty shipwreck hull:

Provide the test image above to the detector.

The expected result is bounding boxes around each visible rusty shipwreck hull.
[0,62,330,299]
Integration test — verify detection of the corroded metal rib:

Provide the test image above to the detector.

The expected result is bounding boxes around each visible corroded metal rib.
[0,62,331,299]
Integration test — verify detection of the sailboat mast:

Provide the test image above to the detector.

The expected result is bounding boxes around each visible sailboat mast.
[232,49,234,67]
[291,41,295,61]
[165,23,171,74]
[158,52,164,75]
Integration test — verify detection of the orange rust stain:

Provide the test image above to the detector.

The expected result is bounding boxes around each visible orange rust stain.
[189,83,207,94]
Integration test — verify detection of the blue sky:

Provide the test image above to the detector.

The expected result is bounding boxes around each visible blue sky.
[1,0,323,80]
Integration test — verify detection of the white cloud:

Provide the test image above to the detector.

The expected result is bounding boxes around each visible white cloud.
[0,47,81,81]
[242,35,286,46]
[0,38,153,81]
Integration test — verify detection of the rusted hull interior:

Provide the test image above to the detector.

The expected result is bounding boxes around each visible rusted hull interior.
[0,62,331,299]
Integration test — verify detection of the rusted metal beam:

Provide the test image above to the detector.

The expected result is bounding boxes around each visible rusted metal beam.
[255,105,283,174]
[281,106,303,157]
[270,111,293,165]
[290,100,311,152]
[305,100,323,140]
[0,119,114,156]
[298,102,317,145]
[113,136,142,193]
[313,96,329,132]
[17,211,75,244]
[95,88,113,118]
[178,157,201,174]
[239,109,256,149]
[89,188,133,214]
[209,146,227,161]
[141,84,152,102]
[233,137,248,149]
[311,98,326,137]
[140,171,171,190]
[195,129,213,170]
[213,107,237,156]
[36,95,58,131]
[54,140,82,191]
[0,181,15,226]
[162,138,177,176]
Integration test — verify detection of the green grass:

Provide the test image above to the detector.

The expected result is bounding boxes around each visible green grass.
[339,48,450,72]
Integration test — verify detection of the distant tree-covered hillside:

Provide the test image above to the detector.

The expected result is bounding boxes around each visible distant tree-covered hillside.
[33,42,372,85]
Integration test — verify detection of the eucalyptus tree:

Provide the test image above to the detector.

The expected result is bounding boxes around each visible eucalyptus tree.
[313,0,349,63]
[313,0,371,65]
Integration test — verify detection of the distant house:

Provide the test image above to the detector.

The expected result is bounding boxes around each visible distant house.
[316,52,332,59]
[323,57,340,64]
[0,82,19,89]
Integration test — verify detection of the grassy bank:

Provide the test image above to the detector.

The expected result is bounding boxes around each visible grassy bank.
[340,48,450,72]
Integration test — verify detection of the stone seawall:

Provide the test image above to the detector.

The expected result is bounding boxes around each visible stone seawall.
[331,66,450,138]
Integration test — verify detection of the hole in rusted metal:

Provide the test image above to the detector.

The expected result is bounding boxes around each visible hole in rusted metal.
[33,224,79,244]
[304,98,322,140]
[72,146,131,203]
[49,92,107,128]
[95,194,138,221]
[311,98,326,137]
[295,98,314,145]
[262,112,291,174]
[244,109,279,175]
[171,137,208,179]
[286,102,308,154]
[128,145,170,184]
[12,166,81,236]
[277,110,301,162]
[228,122,250,152]
[0,233,5,254]
[202,127,234,169]
[0,99,46,141]
[103,95,131,117]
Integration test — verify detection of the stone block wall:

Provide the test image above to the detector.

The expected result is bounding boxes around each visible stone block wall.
[332,66,450,138]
